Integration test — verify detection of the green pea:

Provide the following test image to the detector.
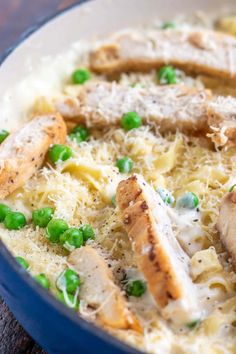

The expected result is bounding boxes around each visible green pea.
[60,228,83,251]
[48,144,72,164]
[57,291,79,311]
[0,203,11,222]
[15,256,29,270]
[121,112,142,131]
[35,273,50,289]
[80,224,95,242]
[69,134,82,145]
[161,22,176,30]
[229,184,236,192]
[157,187,175,206]
[0,130,9,144]
[116,157,133,173]
[72,69,91,85]
[56,269,80,294]
[126,280,146,297]
[186,319,200,329]
[111,195,116,207]
[32,207,54,228]
[176,192,199,210]
[46,219,69,243]
[157,65,177,85]
[4,211,26,230]
[69,125,89,144]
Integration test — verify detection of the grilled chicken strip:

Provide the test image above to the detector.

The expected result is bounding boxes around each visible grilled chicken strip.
[55,82,236,147]
[56,83,210,134]
[117,174,199,324]
[68,246,142,332]
[90,29,236,81]
[217,190,236,265]
[0,113,66,199]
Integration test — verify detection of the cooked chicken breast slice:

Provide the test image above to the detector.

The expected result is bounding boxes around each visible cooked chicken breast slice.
[55,81,236,147]
[217,191,236,265]
[207,96,236,147]
[117,174,200,324]
[68,246,142,332]
[90,29,236,81]
[56,82,211,134]
[0,113,66,199]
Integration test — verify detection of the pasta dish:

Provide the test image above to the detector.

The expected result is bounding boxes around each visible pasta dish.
[1,11,236,354]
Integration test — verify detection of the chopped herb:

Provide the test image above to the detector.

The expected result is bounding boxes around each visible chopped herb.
[0,130,9,144]
[186,319,200,329]
[229,184,236,192]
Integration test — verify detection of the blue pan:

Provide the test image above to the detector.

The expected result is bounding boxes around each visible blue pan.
[0,2,142,353]
[0,242,141,353]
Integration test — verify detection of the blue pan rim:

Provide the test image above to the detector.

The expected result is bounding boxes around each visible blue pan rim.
[0,1,142,353]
